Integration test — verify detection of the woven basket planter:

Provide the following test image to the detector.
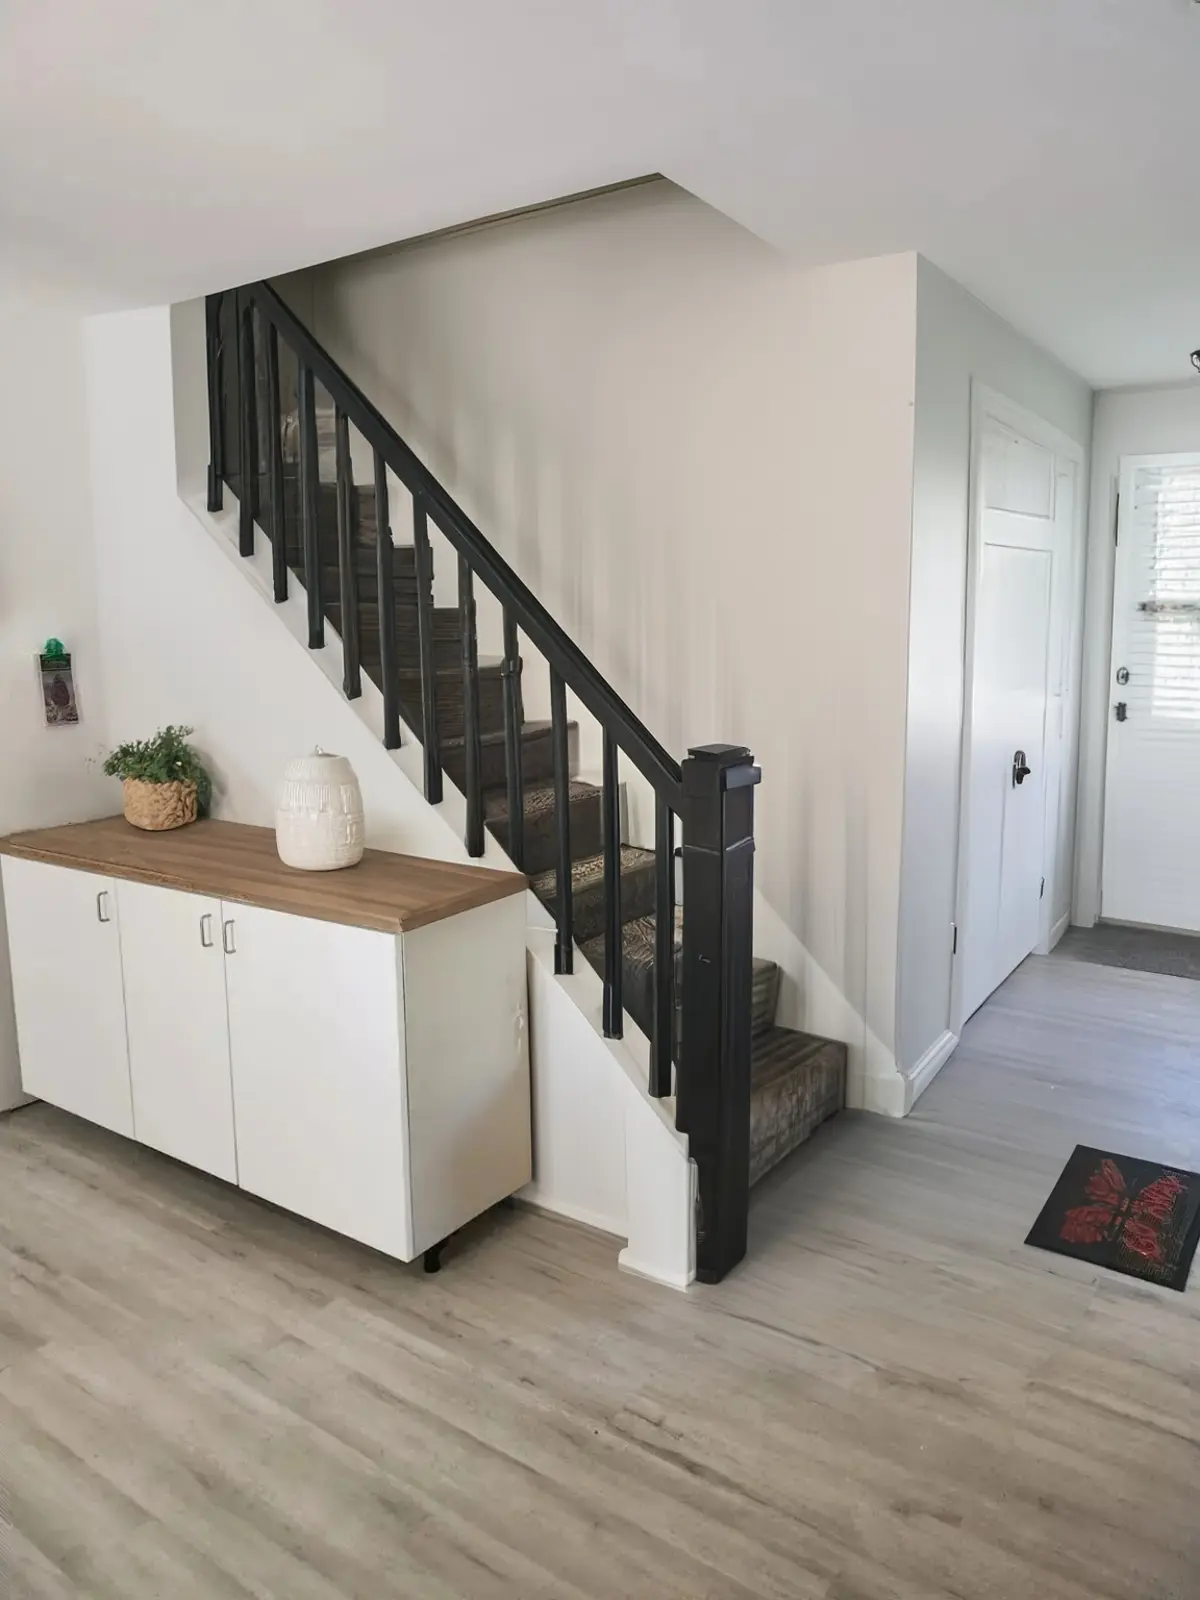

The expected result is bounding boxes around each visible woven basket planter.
[122,777,198,832]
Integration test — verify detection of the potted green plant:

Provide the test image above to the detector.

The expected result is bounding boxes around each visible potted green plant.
[103,725,213,832]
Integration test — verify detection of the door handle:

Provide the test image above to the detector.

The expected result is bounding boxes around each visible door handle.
[222,918,236,955]
[1115,701,1128,722]
[200,913,214,948]
[1012,750,1032,787]
[96,890,111,923]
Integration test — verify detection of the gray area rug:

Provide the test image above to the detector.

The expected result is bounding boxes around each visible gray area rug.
[1058,923,1200,982]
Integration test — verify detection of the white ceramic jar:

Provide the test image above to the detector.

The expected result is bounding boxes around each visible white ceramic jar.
[275,748,365,871]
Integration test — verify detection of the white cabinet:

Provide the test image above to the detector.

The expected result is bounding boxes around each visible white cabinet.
[0,856,134,1138]
[224,902,412,1258]
[118,881,237,1182]
[0,819,531,1266]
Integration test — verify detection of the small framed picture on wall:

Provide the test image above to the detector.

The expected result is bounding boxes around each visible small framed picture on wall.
[38,640,80,728]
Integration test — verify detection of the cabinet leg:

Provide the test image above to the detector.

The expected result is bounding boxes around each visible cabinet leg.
[423,1242,444,1274]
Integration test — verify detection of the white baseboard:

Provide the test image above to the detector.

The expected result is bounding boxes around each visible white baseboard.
[1048,910,1070,951]
[904,1029,959,1110]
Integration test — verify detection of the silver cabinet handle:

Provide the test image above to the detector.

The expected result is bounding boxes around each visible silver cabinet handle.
[222,918,236,955]
[200,913,214,948]
[96,890,111,924]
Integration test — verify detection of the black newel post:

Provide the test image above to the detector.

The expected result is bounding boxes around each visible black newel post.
[677,743,760,1284]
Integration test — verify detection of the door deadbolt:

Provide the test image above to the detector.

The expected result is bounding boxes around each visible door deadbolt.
[1012,750,1032,787]
[1116,666,1129,686]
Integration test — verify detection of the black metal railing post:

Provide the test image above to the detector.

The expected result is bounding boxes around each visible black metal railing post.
[374,451,401,750]
[501,609,525,870]
[205,293,224,513]
[297,362,324,648]
[334,407,361,697]
[264,323,288,603]
[549,667,574,974]
[601,732,623,1038]
[412,493,442,802]
[677,744,760,1284]
[458,554,484,857]
[236,292,258,556]
[651,795,675,1098]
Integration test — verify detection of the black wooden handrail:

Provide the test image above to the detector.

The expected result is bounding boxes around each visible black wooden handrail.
[243,279,683,809]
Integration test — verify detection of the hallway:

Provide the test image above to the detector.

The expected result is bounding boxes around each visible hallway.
[2,950,1198,1598]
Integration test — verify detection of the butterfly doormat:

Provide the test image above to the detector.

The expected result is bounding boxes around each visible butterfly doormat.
[1026,1146,1200,1291]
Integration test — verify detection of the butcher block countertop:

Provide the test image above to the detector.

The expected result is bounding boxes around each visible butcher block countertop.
[0,817,527,934]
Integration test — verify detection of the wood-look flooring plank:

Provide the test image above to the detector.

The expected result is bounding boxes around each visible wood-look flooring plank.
[3,951,1200,1595]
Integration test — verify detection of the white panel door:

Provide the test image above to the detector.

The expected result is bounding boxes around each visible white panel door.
[223,901,412,1259]
[960,409,1069,1022]
[1102,454,1200,930]
[0,857,133,1135]
[118,880,237,1182]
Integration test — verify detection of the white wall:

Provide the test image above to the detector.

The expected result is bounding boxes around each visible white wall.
[0,276,116,1109]
[303,182,920,1103]
[898,259,1093,1086]
[1075,385,1200,925]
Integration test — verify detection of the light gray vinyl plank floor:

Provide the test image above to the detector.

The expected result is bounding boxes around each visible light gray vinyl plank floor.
[2,949,1200,1597]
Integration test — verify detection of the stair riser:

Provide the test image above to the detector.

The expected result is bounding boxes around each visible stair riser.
[585,933,776,1049]
[540,859,657,946]
[442,724,560,792]
[395,672,506,742]
[488,789,603,876]
[752,961,781,1037]
[749,1035,846,1186]
[327,606,462,670]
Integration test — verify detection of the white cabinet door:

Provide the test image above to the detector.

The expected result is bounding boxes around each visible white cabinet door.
[0,857,133,1136]
[223,902,412,1259]
[118,880,237,1182]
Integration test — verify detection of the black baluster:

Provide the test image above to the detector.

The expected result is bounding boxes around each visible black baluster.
[334,407,360,698]
[651,794,674,1097]
[550,668,574,974]
[236,292,258,556]
[677,744,761,1284]
[501,610,525,870]
[297,362,323,648]
[205,293,224,512]
[458,554,484,856]
[412,494,442,802]
[602,732,622,1039]
[264,323,288,603]
[374,451,401,749]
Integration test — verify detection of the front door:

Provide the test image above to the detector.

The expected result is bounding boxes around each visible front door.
[960,403,1074,1022]
[1102,454,1200,931]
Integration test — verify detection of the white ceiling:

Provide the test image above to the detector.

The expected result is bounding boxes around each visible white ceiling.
[3,0,1199,388]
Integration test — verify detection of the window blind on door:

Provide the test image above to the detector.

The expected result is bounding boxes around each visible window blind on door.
[1128,463,1200,724]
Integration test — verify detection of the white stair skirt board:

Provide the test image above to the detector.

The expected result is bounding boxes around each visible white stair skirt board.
[903,1030,960,1112]
[155,296,696,1290]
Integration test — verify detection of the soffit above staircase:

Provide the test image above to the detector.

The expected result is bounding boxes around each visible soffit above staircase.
[3,0,1200,387]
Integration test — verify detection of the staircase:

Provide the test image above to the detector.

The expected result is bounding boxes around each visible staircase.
[207,282,846,1279]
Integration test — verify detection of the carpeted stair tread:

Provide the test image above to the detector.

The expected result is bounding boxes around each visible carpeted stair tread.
[530,847,656,944]
[749,1027,845,1186]
[580,913,780,1043]
[484,779,603,876]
